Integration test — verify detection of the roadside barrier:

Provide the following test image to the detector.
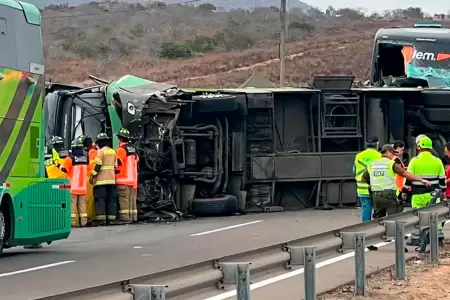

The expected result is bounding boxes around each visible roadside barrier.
[41,202,449,300]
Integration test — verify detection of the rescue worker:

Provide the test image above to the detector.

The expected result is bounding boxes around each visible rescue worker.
[87,139,98,224]
[45,136,69,179]
[363,144,430,218]
[60,139,89,227]
[402,135,446,251]
[90,133,120,226]
[392,141,407,195]
[354,135,381,223]
[115,128,139,223]
[444,142,450,200]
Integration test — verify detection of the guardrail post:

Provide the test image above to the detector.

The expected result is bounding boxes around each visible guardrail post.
[394,221,406,280]
[304,247,316,300]
[429,211,440,264]
[384,220,406,280]
[354,233,367,296]
[129,284,167,300]
[220,262,252,300]
[287,246,317,300]
[340,232,367,296]
[237,263,251,300]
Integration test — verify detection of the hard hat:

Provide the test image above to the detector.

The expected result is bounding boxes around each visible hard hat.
[117,128,130,139]
[417,135,433,149]
[415,134,426,144]
[71,138,84,149]
[96,132,110,142]
[50,136,64,146]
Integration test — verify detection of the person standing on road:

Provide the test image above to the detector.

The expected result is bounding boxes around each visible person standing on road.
[90,133,120,226]
[392,141,408,197]
[115,128,139,223]
[354,135,382,223]
[60,139,89,227]
[362,144,431,252]
[402,135,446,251]
[363,144,430,218]
[444,142,450,200]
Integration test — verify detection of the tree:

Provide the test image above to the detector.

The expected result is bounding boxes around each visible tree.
[336,8,365,20]
[288,21,315,40]
[160,42,192,59]
[198,3,216,12]
[325,6,335,17]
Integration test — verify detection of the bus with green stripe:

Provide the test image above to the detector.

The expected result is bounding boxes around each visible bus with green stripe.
[0,0,71,253]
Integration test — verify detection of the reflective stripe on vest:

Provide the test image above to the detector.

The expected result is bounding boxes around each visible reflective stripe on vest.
[354,148,382,195]
[94,147,117,186]
[368,157,396,192]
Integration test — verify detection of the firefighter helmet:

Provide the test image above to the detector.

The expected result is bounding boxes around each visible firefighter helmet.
[50,136,64,147]
[96,132,110,142]
[117,128,130,140]
[71,138,84,149]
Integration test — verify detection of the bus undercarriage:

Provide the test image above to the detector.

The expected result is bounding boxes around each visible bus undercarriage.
[44,74,450,221]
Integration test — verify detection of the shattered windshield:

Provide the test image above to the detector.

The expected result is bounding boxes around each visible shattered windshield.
[402,42,450,86]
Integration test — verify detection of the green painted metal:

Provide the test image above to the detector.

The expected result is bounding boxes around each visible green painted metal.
[0,0,41,25]
[106,75,156,148]
[0,67,71,247]
[17,1,41,25]
[0,6,70,248]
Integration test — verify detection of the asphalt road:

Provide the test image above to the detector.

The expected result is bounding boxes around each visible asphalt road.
[0,208,361,300]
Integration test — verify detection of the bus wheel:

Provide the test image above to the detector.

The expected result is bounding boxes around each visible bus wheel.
[0,211,5,254]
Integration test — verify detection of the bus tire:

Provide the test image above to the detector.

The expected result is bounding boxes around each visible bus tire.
[0,211,5,254]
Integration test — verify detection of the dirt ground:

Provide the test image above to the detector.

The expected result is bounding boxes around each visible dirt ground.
[320,247,450,300]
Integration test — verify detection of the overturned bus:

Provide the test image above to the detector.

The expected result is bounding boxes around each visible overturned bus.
[44,22,450,220]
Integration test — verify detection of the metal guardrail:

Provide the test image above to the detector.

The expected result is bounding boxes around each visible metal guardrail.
[40,202,450,300]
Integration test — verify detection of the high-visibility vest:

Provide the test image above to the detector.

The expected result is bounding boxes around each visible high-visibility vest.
[62,155,88,195]
[133,151,140,189]
[92,147,117,186]
[405,151,446,208]
[354,148,382,196]
[367,157,396,192]
[116,142,138,186]
[46,149,67,179]
[88,148,97,175]
[393,156,406,191]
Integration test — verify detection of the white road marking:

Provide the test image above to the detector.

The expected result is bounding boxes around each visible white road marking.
[0,260,75,278]
[133,246,143,249]
[190,220,264,237]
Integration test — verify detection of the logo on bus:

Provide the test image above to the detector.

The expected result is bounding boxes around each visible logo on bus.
[412,50,450,61]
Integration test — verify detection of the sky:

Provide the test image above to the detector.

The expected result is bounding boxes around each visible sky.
[309,0,448,15]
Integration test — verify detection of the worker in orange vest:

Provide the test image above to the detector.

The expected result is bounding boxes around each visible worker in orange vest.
[115,128,139,223]
[392,140,407,191]
[60,139,89,227]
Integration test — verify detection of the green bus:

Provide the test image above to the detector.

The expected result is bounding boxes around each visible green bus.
[0,0,71,253]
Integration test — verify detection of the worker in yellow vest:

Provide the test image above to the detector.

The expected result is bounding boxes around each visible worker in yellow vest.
[45,136,69,179]
[354,135,382,222]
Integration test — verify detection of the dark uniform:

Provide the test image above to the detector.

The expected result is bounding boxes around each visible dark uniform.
[362,144,431,219]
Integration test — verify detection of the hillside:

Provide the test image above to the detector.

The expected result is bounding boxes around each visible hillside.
[41,3,447,87]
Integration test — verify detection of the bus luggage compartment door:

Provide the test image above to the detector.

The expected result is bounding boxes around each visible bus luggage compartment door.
[16,180,71,240]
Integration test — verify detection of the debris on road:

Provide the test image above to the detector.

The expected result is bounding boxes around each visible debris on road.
[321,248,450,300]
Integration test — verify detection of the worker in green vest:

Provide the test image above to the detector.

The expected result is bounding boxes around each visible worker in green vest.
[354,135,382,223]
[402,135,446,251]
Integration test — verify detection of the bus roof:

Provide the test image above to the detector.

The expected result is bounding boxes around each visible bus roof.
[375,26,450,43]
[0,0,41,25]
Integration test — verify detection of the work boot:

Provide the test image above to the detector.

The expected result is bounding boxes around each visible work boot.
[91,220,107,227]
[108,220,127,226]
[368,245,378,251]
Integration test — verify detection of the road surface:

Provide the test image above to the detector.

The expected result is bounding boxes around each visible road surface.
[0,208,361,300]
